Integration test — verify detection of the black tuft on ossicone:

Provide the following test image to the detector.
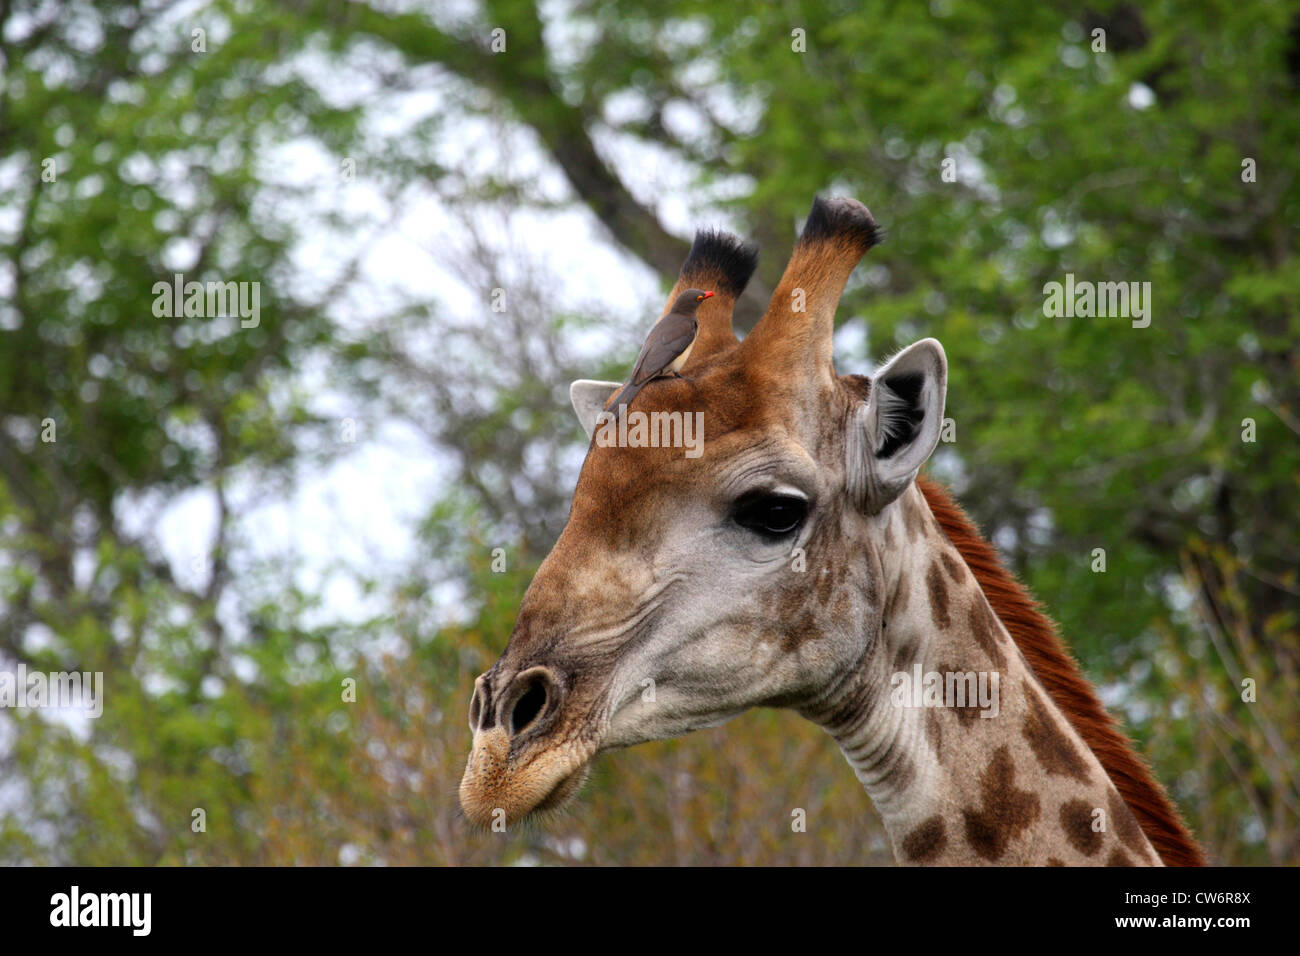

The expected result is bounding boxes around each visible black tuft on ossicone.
[681,228,760,298]
[798,195,883,253]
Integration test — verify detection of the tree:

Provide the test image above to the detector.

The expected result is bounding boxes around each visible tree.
[1,0,1294,864]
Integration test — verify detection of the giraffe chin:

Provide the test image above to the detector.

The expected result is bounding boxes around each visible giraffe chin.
[458,728,594,829]
[532,763,590,816]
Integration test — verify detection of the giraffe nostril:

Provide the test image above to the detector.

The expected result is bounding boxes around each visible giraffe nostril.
[469,676,492,732]
[509,679,548,735]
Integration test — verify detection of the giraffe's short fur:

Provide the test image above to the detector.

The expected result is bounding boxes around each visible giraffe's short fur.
[960,746,1041,862]
[1023,683,1092,783]
[459,196,1205,866]
[1060,798,1104,856]
[901,815,947,863]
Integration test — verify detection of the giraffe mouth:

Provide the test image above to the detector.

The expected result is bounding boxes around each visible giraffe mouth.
[531,763,591,817]
[459,724,598,829]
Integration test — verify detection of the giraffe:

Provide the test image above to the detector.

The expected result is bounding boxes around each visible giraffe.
[459,196,1206,866]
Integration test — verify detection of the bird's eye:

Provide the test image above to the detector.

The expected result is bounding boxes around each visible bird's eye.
[733,492,808,539]
[697,295,704,301]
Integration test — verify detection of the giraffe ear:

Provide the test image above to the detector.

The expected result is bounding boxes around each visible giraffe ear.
[846,338,948,513]
[569,379,622,438]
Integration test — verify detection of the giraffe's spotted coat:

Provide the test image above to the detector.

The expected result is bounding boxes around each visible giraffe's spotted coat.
[1022,683,1092,783]
[1108,788,1158,863]
[926,561,951,630]
[968,600,1005,668]
[1059,798,1103,857]
[961,746,1041,861]
[939,550,965,585]
[901,815,947,863]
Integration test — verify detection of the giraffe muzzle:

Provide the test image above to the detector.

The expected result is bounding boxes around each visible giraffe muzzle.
[461,666,599,829]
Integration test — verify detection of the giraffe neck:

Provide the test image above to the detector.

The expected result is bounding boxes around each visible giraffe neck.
[801,483,1162,866]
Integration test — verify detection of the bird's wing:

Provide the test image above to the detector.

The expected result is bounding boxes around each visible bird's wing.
[629,313,698,385]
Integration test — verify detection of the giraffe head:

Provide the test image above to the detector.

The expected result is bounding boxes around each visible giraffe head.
[459,197,948,828]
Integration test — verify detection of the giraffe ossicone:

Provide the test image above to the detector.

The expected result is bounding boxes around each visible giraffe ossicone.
[460,195,1205,867]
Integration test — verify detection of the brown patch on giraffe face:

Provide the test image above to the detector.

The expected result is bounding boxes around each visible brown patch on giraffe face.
[901,815,947,863]
[768,499,859,653]
[961,745,1041,861]
[968,600,1006,669]
[1059,798,1103,857]
[1107,788,1152,859]
[780,609,821,653]
[1021,683,1092,783]
[926,561,951,630]
[816,565,835,603]
[832,589,851,622]
[1107,847,1135,866]
[777,574,811,619]
[1046,857,1066,866]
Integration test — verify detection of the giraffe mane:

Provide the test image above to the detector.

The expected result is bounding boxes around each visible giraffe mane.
[917,475,1208,867]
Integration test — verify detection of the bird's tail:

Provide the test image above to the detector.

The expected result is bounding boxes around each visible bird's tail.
[607,381,642,418]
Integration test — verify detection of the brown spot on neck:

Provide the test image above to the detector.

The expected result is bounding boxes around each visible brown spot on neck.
[892,636,919,672]
[936,663,985,728]
[968,599,1006,669]
[961,746,1041,861]
[1108,788,1154,861]
[884,567,911,622]
[1022,683,1092,783]
[901,816,947,863]
[939,550,965,583]
[925,560,951,630]
[1059,799,1104,857]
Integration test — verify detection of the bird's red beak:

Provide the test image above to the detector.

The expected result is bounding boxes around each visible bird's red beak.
[703,291,715,299]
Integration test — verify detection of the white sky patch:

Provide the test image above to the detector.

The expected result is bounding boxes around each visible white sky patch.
[1127,82,1156,110]
[129,63,664,634]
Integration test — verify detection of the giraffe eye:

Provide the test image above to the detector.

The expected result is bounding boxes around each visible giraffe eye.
[733,492,808,539]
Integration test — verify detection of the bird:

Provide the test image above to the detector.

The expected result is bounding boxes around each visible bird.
[608,289,713,415]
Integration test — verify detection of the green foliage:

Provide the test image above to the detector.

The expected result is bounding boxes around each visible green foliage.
[1,0,1295,864]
